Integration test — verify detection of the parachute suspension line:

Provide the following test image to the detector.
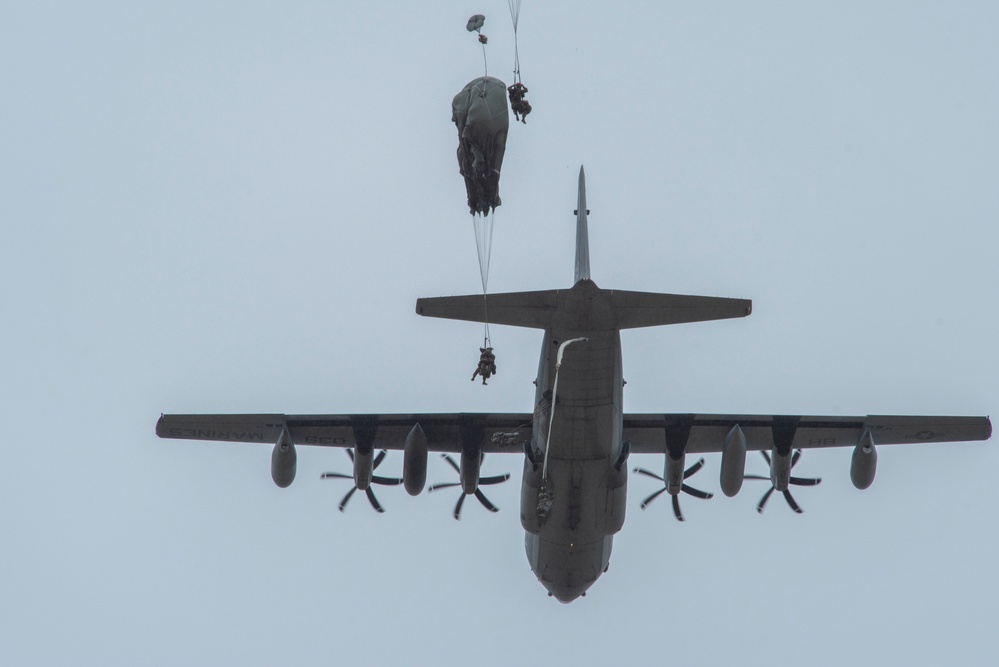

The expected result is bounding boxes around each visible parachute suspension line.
[505,1,530,123]
[472,211,494,293]
[473,211,495,347]
[507,0,522,84]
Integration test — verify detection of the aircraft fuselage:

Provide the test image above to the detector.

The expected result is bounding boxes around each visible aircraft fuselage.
[520,279,628,603]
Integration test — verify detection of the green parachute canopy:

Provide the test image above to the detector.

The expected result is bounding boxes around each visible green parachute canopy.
[452,76,509,216]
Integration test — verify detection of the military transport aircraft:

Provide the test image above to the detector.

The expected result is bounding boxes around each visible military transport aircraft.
[157,167,991,603]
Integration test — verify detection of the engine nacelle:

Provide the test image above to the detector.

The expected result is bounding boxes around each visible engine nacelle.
[353,445,374,491]
[665,453,685,495]
[850,430,877,490]
[270,428,297,488]
[403,424,428,496]
[460,449,481,494]
[719,425,747,497]
[769,449,793,492]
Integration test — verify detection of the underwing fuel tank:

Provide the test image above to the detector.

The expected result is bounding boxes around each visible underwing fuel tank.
[719,425,747,497]
[850,430,877,490]
[270,428,297,488]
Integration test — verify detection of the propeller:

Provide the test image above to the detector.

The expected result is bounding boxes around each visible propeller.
[633,458,713,522]
[320,449,404,513]
[428,454,510,520]
[744,450,822,514]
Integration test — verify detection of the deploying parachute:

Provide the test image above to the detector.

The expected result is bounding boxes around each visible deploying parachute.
[451,10,528,382]
[466,14,485,33]
[452,75,508,366]
[452,76,509,217]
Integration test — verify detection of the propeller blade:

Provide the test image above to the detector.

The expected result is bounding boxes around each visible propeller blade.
[338,486,357,512]
[633,467,665,482]
[441,454,461,474]
[760,450,772,465]
[453,493,466,520]
[365,487,385,513]
[672,494,685,522]
[756,486,775,514]
[789,476,821,487]
[373,450,388,470]
[346,448,355,462]
[791,449,802,468]
[474,489,500,512]
[479,473,510,485]
[783,489,804,514]
[321,472,353,480]
[372,475,404,486]
[639,487,668,510]
[428,481,461,493]
[681,484,713,500]
[684,458,706,478]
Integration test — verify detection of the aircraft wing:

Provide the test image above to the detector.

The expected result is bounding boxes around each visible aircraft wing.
[156,413,534,453]
[158,413,991,454]
[623,414,992,454]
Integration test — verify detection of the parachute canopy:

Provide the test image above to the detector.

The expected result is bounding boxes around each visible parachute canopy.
[452,76,509,216]
[466,14,485,32]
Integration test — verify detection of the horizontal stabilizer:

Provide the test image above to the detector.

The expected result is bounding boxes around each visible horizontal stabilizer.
[416,290,559,330]
[608,289,751,329]
[417,284,750,331]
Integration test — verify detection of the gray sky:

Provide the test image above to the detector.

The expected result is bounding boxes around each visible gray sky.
[2,2,997,665]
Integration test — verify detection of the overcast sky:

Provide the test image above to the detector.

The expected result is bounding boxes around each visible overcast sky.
[2,2,997,665]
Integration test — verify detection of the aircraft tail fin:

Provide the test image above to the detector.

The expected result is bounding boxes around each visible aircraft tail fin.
[575,166,590,284]
[417,166,751,332]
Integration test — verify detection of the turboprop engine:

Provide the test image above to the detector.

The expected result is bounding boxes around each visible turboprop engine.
[850,430,877,490]
[270,428,297,488]
[719,425,747,497]
[633,452,713,522]
[403,424,428,495]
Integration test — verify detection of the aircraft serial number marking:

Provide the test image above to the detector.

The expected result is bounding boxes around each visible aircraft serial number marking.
[303,436,348,445]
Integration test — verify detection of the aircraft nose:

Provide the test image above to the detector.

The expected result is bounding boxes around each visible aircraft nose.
[547,584,585,604]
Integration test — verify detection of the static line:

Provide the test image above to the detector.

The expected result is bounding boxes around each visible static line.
[541,337,588,480]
